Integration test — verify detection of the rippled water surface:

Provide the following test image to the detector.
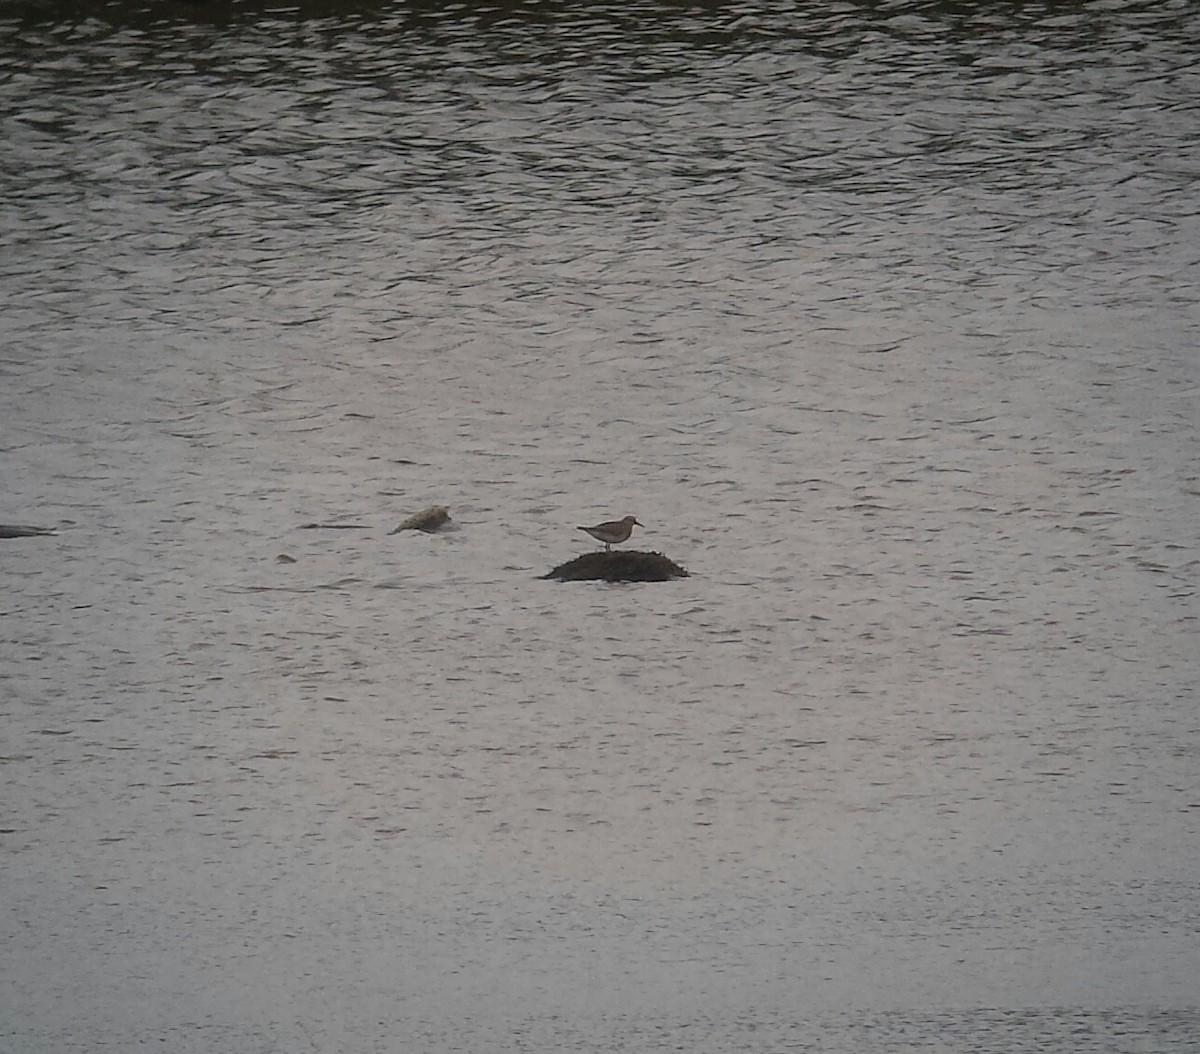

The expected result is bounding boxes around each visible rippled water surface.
[2,0,1198,1050]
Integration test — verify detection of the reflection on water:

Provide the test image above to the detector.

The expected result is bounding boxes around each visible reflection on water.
[4,0,1197,346]
[2,1,1198,1051]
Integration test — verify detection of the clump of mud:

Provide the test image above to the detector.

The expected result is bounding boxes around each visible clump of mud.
[542,550,689,582]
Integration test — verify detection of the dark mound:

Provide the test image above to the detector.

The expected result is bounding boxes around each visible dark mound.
[542,550,689,583]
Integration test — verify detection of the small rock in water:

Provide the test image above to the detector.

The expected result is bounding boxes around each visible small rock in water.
[0,524,57,539]
[390,505,451,534]
[542,550,688,583]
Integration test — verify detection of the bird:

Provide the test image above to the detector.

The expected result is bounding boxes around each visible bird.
[577,515,642,551]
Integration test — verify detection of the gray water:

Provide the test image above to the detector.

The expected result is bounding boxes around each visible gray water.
[2,0,1198,1050]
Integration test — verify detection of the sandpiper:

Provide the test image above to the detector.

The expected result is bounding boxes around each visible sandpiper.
[578,515,642,551]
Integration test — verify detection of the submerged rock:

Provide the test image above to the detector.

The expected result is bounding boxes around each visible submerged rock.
[390,505,451,534]
[0,524,56,538]
[542,550,689,583]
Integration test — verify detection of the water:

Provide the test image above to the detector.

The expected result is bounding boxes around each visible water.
[2,0,1198,1050]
